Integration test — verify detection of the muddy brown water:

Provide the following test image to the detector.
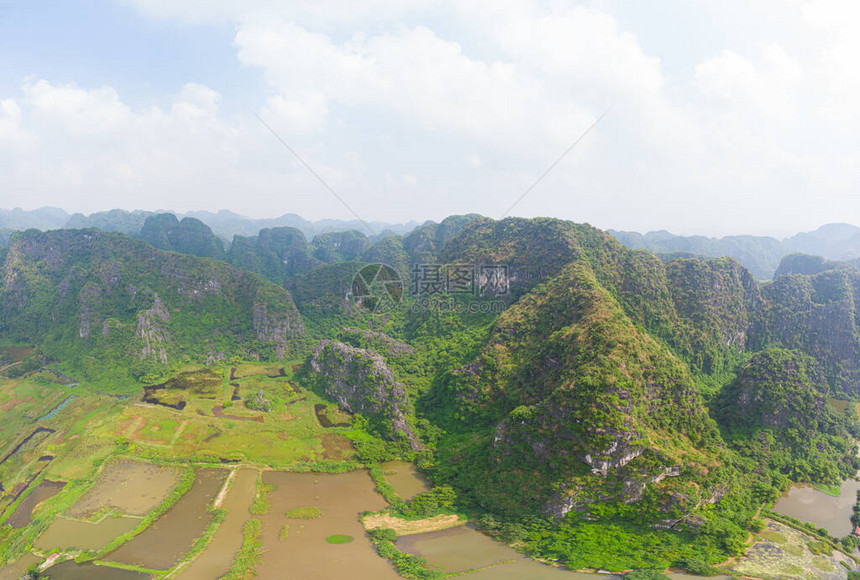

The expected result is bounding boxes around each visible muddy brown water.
[397,525,734,579]
[175,468,257,579]
[0,427,54,467]
[106,468,227,570]
[67,459,182,518]
[42,560,152,579]
[0,553,40,580]
[0,346,34,363]
[35,515,140,551]
[381,461,430,500]
[314,403,350,428]
[7,479,65,528]
[772,480,860,537]
[256,470,400,579]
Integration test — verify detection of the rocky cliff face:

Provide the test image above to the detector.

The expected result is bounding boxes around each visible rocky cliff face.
[309,339,422,450]
[754,267,860,392]
[228,227,321,286]
[136,294,170,363]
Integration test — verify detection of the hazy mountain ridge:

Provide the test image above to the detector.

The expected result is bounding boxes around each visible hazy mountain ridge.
[0,207,419,245]
[9,207,860,283]
[610,223,860,279]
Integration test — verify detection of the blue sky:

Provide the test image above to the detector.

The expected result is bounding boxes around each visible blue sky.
[0,0,858,236]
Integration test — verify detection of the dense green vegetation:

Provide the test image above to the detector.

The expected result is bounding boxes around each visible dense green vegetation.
[715,349,860,483]
[5,215,860,576]
[140,213,226,260]
[0,229,305,387]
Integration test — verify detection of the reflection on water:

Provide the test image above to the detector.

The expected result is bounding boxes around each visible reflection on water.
[773,480,860,537]
[381,461,430,500]
[256,470,400,580]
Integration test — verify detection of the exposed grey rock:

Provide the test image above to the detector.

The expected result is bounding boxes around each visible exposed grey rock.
[310,339,423,450]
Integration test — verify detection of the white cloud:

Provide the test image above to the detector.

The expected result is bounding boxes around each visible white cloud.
[695,44,802,122]
[0,99,33,147]
[24,80,131,136]
[801,0,860,124]
[3,0,860,235]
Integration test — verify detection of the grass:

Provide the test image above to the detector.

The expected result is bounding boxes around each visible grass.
[223,518,262,579]
[325,534,354,544]
[368,463,403,507]
[734,519,854,580]
[758,530,787,544]
[285,506,322,519]
[0,363,368,566]
[91,559,168,576]
[807,540,832,556]
[813,557,835,571]
[811,482,842,497]
[166,507,226,575]
[249,474,274,516]
[279,523,289,541]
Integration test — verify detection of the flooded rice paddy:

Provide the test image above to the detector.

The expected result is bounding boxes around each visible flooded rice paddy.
[107,468,227,570]
[772,480,860,537]
[381,460,430,500]
[256,469,400,579]
[175,468,257,579]
[2,458,744,579]
[35,515,140,551]
[6,479,64,528]
[67,458,182,518]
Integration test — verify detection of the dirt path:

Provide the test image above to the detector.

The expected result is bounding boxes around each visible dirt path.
[0,361,22,374]
[213,469,236,509]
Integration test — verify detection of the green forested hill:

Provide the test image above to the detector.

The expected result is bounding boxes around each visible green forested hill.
[5,216,860,574]
[428,257,726,518]
[714,348,858,483]
[139,213,226,260]
[0,228,304,386]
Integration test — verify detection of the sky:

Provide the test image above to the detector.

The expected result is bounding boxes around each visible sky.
[0,0,858,237]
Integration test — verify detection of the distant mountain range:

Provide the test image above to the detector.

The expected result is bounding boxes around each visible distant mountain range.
[0,207,419,246]
[6,208,860,281]
[610,223,860,279]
